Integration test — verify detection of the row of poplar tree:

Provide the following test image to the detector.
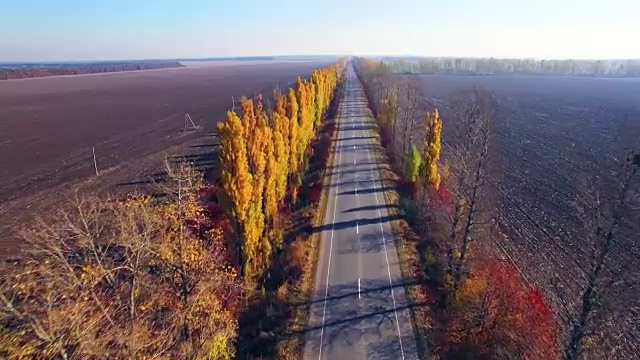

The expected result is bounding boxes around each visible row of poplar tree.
[217,62,344,285]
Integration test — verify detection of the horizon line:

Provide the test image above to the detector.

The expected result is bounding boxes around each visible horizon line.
[1,54,639,64]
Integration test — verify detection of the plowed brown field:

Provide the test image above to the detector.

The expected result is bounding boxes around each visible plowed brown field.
[0,60,331,258]
[419,74,640,357]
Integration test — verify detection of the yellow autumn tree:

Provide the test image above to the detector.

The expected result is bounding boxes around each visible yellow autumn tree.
[311,69,326,126]
[315,64,339,118]
[273,91,290,203]
[263,125,278,221]
[215,61,344,285]
[294,77,308,170]
[305,78,317,164]
[295,77,316,173]
[243,98,269,283]
[240,96,256,136]
[420,109,443,190]
[274,89,287,118]
[287,88,300,175]
[306,78,317,132]
[273,112,289,204]
[217,111,252,246]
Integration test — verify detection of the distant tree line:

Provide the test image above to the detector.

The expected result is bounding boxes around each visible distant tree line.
[384,57,640,77]
[0,61,183,80]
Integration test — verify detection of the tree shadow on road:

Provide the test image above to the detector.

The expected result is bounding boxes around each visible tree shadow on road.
[342,204,400,213]
[335,230,396,256]
[338,185,396,196]
[324,177,393,189]
[331,135,378,142]
[285,278,425,359]
[312,214,402,233]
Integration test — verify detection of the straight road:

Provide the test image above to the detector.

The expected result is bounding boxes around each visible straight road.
[304,64,418,359]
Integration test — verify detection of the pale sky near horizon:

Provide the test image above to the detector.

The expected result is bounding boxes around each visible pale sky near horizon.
[1,0,638,62]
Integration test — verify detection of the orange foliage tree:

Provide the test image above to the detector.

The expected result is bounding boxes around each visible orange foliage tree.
[444,258,558,359]
[295,76,315,175]
[272,91,290,205]
[287,88,300,177]
[217,110,252,264]
[243,97,269,282]
[0,164,242,359]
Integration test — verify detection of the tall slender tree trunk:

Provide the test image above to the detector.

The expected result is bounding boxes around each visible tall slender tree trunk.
[453,132,488,291]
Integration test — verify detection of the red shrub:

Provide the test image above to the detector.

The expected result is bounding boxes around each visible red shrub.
[430,184,453,208]
[192,184,239,272]
[300,181,322,204]
[325,120,336,135]
[443,258,558,359]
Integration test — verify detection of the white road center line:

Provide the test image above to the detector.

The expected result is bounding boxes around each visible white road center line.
[361,96,406,360]
[318,83,346,360]
[352,115,364,347]
[355,163,358,196]
[317,67,406,360]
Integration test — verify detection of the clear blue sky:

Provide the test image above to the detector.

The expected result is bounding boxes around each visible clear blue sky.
[1,0,638,61]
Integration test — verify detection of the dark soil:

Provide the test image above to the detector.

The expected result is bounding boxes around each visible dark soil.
[418,74,640,357]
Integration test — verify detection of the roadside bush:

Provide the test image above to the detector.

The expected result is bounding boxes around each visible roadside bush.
[396,179,417,198]
[282,238,307,284]
[379,126,392,148]
[400,197,420,227]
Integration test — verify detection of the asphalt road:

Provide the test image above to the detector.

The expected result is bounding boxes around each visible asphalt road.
[303,64,418,360]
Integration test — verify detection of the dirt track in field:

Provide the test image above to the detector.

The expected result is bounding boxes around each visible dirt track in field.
[0,60,331,259]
